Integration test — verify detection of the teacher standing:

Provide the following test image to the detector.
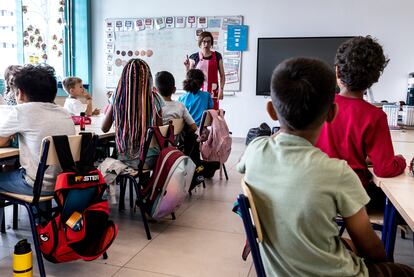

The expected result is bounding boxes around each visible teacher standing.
[184,31,225,110]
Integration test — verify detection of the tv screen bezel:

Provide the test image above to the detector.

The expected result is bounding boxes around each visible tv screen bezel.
[256,36,354,96]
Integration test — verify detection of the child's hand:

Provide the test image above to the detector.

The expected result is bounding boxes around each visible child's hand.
[92,108,100,115]
[83,91,92,100]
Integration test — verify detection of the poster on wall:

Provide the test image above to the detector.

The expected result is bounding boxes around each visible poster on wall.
[104,15,244,92]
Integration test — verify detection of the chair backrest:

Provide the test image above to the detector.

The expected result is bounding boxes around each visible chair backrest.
[238,179,266,277]
[149,119,184,148]
[32,135,84,204]
[41,135,83,166]
[241,180,263,242]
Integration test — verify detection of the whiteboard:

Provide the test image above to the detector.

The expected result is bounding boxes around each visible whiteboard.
[104,16,242,92]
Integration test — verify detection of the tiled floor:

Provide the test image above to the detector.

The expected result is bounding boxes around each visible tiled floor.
[0,138,413,276]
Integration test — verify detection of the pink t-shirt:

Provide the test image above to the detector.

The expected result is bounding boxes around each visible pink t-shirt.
[316,94,406,186]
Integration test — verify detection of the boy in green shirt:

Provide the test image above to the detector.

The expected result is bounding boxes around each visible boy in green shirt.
[237,57,414,276]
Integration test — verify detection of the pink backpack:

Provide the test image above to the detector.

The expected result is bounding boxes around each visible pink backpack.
[200,109,232,164]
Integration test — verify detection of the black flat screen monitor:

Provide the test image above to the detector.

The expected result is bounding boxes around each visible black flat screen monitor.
[256,36,353,96]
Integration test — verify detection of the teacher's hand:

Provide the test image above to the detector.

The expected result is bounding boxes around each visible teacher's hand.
[184,55,190,69]
[218,88,224,100]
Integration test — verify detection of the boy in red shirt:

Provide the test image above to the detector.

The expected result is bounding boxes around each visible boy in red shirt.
[317,36,406,207]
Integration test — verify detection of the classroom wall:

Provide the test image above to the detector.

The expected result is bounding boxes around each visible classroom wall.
[91,0,414,137]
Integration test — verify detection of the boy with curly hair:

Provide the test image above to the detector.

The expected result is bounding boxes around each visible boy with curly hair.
[317,36,405,206]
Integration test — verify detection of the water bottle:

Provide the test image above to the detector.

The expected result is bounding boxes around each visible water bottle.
[406,73,414,105]
[13,239,32,277]
[80,112,86,131]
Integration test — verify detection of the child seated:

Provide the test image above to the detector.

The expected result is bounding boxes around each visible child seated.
[178,69,213,126]
[0,64,76,195]
[237,57,414,276]
[155,71,197,132]
[101,58,163,169]
[316,36,406,207]
[63,76,100,116]
[3,65,22,106]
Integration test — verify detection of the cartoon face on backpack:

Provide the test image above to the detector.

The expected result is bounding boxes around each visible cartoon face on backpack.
[39,232,50,242]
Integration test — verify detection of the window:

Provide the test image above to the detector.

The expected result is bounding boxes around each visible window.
[0,2,19,79]
[22,0,66,81]
[0,0,91,95]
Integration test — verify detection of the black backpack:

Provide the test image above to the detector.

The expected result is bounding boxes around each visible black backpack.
[245,123,272,145]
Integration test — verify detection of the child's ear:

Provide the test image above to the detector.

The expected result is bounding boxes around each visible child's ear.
[326,103,338,123]
[172,87,176,94]
[16,89,25,103]
[266,101,278,121]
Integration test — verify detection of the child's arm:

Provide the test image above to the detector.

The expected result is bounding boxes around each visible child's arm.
[82,91,93,116]
[182,105,197,132]
[344,207,387,262]
[366,112,406,177]
[101,105,113,133]
[0,136,11,147]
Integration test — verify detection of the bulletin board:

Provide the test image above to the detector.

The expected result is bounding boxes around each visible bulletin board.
[104,16,243,91]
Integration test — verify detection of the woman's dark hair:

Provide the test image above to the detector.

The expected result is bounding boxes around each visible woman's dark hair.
[271,57,336,130]
[183,69,205,93]
[335,36,389,91]
[13,64,57,103]
[197,31,214,47]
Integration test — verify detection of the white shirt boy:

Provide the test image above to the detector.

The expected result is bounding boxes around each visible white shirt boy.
[162,100,195,126]
[64,97,87,115]
[0,102,76,192]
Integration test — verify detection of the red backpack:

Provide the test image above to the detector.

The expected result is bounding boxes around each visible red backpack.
[140,124,195,220]
[36,134,118,263]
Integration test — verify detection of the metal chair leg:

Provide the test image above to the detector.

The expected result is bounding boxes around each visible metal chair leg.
[129,181,134,209]
[13,204,18,230]
[118,177,126,211]
[130,176,152,240]
[0,208,5,233]
[223,163,229,180]
[103,252,108,259]
[25,203,46,277]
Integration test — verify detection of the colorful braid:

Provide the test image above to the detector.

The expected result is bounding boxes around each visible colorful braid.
[113,59,158,160]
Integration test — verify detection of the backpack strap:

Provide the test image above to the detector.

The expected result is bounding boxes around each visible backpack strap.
[52,136,77,172]
[152,122,175,149]
[77,133,97,173]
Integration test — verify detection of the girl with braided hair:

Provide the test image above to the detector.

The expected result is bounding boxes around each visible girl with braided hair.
[102,58,163,168]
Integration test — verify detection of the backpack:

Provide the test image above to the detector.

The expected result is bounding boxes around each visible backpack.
[141,124,195,220]
[36,133,118,263]
[245,123,271,145]
[200,109,232,164]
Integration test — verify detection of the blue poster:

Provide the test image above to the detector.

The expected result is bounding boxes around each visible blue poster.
[227,25,248,51]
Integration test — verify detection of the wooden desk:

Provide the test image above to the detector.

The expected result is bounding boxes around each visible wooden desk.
[0,148,19,160]
[369,130,414,260]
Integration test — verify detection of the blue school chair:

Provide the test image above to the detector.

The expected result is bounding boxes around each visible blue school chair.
[237,180,266,277]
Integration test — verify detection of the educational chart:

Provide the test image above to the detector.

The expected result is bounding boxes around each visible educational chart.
[104,16,243,91]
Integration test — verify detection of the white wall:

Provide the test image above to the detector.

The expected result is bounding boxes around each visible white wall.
[91,0,414,137]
